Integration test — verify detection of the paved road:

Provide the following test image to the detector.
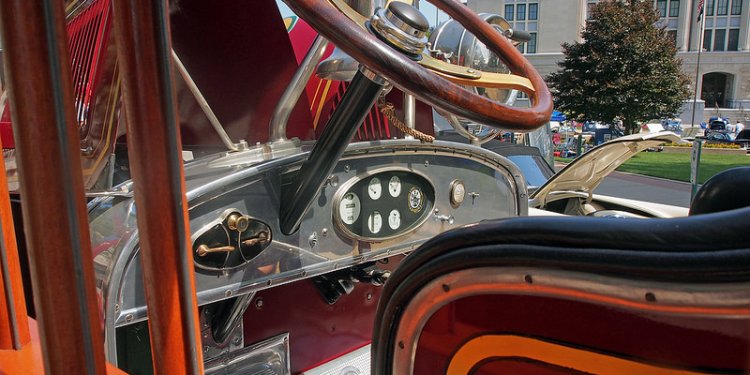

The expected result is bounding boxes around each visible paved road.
[594,171,693,208]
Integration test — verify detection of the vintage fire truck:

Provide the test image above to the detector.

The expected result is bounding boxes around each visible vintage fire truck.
[0,0,748,374]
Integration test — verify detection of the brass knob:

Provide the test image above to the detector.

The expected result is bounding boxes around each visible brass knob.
[227,214,250,233]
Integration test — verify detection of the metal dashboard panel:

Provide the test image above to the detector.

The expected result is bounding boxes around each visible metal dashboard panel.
[93,140,526,329]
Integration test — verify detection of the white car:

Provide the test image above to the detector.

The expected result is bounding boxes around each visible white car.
[528,132,687,218]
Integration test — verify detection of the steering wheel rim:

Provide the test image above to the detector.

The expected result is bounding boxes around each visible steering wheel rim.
[284,0,553,131]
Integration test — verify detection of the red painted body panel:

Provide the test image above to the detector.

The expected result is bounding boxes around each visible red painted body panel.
[169,0,314,145]
[243,256,402,374]
[415,294,749,373]
[1,107,13,149]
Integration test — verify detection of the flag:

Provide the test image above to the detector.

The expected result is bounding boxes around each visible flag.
[696,0,705,22]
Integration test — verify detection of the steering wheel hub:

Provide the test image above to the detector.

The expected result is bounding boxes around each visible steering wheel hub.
[370,2,428,57]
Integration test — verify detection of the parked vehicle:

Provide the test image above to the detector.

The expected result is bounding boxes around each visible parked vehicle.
[661,118,683,134]
[705,116,730,136]
[440,130,687,218]
[736,129,750,149]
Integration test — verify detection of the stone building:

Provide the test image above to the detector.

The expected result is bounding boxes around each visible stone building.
[463,0,750,122]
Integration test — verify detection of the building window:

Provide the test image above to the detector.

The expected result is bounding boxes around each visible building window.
[668,0,679,17]
[727,28,739,50]
[730,0,742,15]
[517,4,526,21]
[717,0,728,15]
[707,0,715,15]
[526,33,537,53]
[667,30,677,46]
[656,0,667,17]
[528,3,538,20]
[505,4,514,20]
[713,28,726,50]
[703,29,712,50]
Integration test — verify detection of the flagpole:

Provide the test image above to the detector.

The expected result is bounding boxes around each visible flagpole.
[690,2,706,130]
[689,1,707,203]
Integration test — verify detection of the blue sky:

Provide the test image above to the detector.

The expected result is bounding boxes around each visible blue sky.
[275,1,449,28]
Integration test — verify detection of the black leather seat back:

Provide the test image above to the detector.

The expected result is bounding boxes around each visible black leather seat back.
[372,207,750,374]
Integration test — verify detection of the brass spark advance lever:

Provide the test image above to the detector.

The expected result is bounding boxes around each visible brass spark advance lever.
[196,244,236,257]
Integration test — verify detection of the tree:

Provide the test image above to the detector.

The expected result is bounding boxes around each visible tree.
[547,0,691,134]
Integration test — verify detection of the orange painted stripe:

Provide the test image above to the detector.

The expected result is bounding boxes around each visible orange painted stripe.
[448,335,711,375]
[309,79,324,112]
[312,80,333,130]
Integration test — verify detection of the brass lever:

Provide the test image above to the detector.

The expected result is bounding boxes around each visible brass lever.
[241,231,270,247]
[196,244,236,257]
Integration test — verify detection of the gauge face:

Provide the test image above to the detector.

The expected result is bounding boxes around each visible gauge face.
[388,175,401,197]
[338,193,361,225]
[408,187,424,213]
[368,211,382,234]
[388,209,401,230]
[450,180,466,207]
[368,177,382,200]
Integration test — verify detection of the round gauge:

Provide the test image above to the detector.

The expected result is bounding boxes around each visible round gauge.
[388,175,401,197]
[388,209,401,230]
[367,211,382,234]
[338,192,361,225]
[450,180,466,208]
[408,187,424,213]
[368,177,382,200]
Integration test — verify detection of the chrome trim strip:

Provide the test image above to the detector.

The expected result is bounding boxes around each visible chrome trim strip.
[392,267,750,374]
[205,332,290,374]
[270,35,329,142]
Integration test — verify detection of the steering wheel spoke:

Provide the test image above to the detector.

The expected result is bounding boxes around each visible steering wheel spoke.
[421,56,535,93]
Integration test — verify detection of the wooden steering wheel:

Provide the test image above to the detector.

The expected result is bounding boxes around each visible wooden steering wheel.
[284,0,553,131]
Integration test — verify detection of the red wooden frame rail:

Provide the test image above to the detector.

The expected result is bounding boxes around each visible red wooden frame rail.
[112,0,204,374]
[0,0,107,373]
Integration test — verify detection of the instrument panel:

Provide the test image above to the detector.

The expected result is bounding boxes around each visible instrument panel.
[334,170,434,242]
[92,140,528,330]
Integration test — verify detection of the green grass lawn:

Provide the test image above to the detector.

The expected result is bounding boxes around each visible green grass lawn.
[616,153,748,184]
[617,152,749,184]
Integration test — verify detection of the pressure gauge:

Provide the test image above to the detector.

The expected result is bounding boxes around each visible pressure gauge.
[450,180,466,208]
[388,175,401,197]
[339,193,361,225]
[408,187,424,213]
[368,177,382,200]
[368,211,382,234]
[388,209,401,230]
